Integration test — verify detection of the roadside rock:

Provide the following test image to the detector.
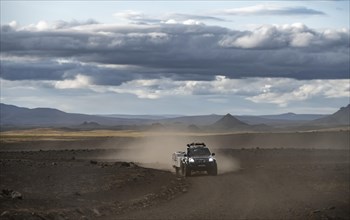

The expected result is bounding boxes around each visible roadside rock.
[1,211,10,217]
[121,162,136,167]
[328,206,335,210]
[1,189,23,200]
[90,160,97,165]
[92,208,101,217]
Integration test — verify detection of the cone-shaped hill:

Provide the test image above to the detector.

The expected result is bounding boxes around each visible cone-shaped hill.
[211,113,248,130]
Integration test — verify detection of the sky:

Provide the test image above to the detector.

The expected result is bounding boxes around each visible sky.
[0,1,349,115]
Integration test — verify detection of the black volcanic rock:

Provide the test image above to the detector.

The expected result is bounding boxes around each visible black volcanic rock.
[211,113,248,130]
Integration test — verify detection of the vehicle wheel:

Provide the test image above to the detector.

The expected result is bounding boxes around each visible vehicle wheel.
[184,165,191,177]
[180,163,185,176]
[175,167,180,176]
[208,166,218,176]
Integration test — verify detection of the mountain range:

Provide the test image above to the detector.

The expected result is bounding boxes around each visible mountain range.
[0,103,151,127]
[310,104,350,125]
[0,103,348,131]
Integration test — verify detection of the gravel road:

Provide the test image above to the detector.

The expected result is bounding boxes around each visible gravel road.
[1,148,349,220]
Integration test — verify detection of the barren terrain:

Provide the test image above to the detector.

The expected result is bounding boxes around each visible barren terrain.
[0,129,349,219]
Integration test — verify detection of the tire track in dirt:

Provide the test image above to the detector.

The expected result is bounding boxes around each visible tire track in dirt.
[119,160,350,220]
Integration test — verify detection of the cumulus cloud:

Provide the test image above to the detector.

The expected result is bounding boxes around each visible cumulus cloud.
[219,23,349,49]
[113,10,224,25]
[54,74,91,89]
[219,4,326,16]
[82,76,350,102]
[113,10,145,20]
[2,76,348,108]
[247,79,350,106]
[0,20,349,87]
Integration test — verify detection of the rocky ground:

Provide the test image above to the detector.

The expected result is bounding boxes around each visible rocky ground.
[0,149,189,220]
[119,148,350,220]
[0,140,349,220]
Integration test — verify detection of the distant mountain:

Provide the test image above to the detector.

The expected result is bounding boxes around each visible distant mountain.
[158,113,327,127]
[311,104,350,125]
[236,112,329,128]
[76,121,102,129]
[147,123,165,131]
[0,103,150,127]
[158,114,222,126]
[1,103,347,130]
[236,115,293,126]
[211,114,248,130]
[103,114,182,120]
[258,113,326,121]
[187,124,201,132]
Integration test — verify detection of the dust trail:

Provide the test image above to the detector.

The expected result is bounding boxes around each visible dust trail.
[214,153,240,174]
[109,135,193,171]
[103,135,241,174]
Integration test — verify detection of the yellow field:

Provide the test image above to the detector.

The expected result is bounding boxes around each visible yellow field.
[0,128,229,143]
[0,129,130,142]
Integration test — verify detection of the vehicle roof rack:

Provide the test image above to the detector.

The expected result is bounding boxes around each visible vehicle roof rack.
[187,142,206,148]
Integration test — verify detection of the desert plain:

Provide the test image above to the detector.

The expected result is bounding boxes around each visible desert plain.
[0,128,349,220]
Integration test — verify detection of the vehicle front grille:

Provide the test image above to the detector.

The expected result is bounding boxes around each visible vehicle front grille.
[195,159,207,164]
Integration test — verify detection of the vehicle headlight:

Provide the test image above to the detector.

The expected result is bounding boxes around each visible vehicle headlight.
[189,158,195,163]
[209,158,214,162]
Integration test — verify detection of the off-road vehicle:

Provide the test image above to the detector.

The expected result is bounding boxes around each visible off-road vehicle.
[172,143,217,176]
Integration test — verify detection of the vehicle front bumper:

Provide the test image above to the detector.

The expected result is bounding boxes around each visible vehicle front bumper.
[187,161,216,171]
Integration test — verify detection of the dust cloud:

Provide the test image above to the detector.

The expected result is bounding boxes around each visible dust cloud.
[215,153,240,174]
[111,135,191,171]
[105,135,241,174]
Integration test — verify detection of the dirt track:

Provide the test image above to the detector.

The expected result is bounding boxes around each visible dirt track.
[119,149,349,220]
[1,146,349,220]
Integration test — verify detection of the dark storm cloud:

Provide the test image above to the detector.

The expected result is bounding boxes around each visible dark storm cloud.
[0,21,349,85]
[0,57,165,86]
[0,59,75,81]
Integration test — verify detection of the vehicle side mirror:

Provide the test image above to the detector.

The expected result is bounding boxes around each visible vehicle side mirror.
[212,153,215,156]
[184,154,187,157]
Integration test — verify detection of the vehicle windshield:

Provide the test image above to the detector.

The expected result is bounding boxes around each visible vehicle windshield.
[188,147,211,157]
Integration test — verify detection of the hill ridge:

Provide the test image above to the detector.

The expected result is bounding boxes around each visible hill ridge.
[211,113,248,129]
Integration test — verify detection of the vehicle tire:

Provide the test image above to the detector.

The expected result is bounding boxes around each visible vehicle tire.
[184,164,191,177]
[208,165,218,176]
[175,167,180,176]
[180,163,185,176]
